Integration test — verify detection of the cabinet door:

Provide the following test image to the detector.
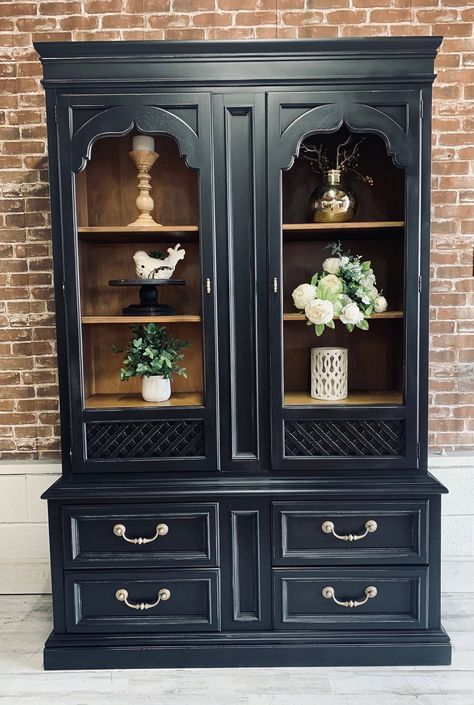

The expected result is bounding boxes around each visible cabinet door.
[268,90,422,471]
[212,94,270,471]
[53,93,218,473]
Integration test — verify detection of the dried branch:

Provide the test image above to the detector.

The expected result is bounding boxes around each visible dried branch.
[338,137,366,169]
[299,143,328,172]
[335,135,352,170]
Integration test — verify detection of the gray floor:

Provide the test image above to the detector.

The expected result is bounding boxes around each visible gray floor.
[0,594,473,705]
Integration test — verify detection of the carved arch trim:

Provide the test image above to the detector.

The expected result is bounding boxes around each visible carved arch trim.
[70,105,201,173]
[279,102,411,170]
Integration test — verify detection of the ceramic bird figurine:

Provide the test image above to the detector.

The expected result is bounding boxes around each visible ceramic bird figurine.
[133,244,186,280]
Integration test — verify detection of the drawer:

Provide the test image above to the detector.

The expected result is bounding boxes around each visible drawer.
[65,569,220,633]
[273,567,428,630]
[272,501,428,565]
[62,503,218,567]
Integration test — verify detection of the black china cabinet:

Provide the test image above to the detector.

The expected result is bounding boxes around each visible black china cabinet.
[35,38,451,669]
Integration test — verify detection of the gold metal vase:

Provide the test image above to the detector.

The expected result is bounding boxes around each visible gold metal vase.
[309,169,357,223]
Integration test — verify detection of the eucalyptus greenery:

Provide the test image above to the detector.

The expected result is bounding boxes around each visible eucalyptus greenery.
[114,323,188,382]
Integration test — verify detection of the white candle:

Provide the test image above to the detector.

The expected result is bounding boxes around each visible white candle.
[132,134,155,152]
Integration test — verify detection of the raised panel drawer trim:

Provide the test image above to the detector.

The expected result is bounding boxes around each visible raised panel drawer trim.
[272,501,428,565]
[65,569,221,633]
[62,503,219,568]
[273,567,428,631]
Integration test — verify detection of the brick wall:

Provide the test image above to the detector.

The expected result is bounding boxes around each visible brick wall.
[1,0,473,458]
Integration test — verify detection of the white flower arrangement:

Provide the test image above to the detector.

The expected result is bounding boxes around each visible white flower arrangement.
[291,241,388,336]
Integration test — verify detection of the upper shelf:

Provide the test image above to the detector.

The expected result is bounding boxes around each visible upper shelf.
[78,225,199,244]
[283,221,404,230]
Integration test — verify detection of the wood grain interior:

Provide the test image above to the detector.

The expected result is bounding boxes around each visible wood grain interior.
[284,318,404,396]
[85,391,203,409]
[75,134,198,227]
[82,322,203,400]
[284,390,403,406]
[78,241,201,317]
[76,134,202,406]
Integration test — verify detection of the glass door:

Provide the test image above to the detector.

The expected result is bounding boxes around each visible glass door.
[268,92,420,471]
[57,95,217,472]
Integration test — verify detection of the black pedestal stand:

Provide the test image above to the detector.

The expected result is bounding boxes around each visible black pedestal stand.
[108,279,185,316]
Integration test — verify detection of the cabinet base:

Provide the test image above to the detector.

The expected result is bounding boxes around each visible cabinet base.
[44,629,451,670]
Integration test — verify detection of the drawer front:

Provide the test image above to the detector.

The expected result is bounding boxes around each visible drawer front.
[273,567,428,630]
[272,501,428,565]
[63,503,218,567]
[65,569,220,633]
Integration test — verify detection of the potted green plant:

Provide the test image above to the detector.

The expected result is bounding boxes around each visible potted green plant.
[114,323,188,402]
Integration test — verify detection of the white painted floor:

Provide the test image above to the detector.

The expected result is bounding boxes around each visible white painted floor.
[0,594,473,704]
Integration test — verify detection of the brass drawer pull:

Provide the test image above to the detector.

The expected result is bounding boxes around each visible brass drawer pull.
[113,522,169,545]
[322,585,377,608]
[115,587,171,611]
[321,519,377,542]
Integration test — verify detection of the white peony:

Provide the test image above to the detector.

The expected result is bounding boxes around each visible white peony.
[340,302,364,325]
[305,298,334,325]
[318,274,343,296]
[292,283,316,309]
[322,257,342,275]
[374,295,388,313]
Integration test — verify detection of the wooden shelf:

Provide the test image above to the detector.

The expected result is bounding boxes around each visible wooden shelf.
[82,315,202,324]
[85,391,203,409]
[78,225,198,233]
[78,225,199,244]
[283,311,403,321]
[284,390,403,406]
[283,221,404,230]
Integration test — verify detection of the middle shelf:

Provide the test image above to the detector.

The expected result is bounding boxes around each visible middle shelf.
[82,315,202,324]
[283,311,403,321]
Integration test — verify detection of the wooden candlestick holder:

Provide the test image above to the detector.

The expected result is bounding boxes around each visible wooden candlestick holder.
[127,149,160,227]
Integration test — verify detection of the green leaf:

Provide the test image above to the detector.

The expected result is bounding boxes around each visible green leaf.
[325,318,335,329]
[113,323,188,382]
[315,324,324,337]
[346,323,354,333]
[361,260,371,272]
[310,273,319,287]
[356,318,369,330]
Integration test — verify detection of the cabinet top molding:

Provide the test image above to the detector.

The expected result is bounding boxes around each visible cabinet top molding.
[34,37,442,87]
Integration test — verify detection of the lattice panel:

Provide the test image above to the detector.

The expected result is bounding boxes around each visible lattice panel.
[284,419,403,457]
[86,420,205,460]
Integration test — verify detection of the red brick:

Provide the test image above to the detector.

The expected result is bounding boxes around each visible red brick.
[126,0,170,10]
[173,0,214,8]
[282,10,325,25]
[60,16,99,30]
[220,0,259,7]
[235,11,278,25]
[84,0,123,12]
[192,12,233,26]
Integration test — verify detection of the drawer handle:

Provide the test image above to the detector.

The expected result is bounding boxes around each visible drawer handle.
[115,587,171,611]
[112,522,169,545]
[321,519,377,542]
[322,585,378,608]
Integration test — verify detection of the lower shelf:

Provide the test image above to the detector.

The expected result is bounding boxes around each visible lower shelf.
[85,392,203,409]
[284,391,403,406]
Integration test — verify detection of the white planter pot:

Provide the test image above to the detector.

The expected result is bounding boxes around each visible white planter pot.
[141,375,171,402]
[311,347,348,401]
